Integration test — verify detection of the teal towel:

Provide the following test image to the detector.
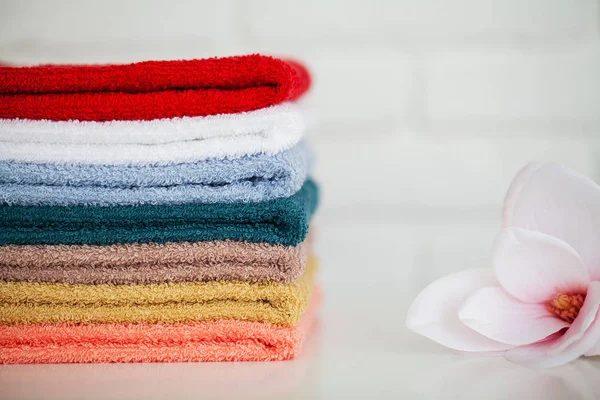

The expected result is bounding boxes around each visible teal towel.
[0,180,318,247]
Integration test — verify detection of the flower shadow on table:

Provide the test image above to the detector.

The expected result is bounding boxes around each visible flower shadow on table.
[408,355,600,400]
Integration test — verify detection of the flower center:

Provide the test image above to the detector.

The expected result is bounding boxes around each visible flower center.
[546,293,585,323]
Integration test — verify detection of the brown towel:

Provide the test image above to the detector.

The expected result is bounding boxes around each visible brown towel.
[0,238,310,284]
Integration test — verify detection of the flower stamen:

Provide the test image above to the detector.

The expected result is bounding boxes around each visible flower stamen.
[546,293,585,323]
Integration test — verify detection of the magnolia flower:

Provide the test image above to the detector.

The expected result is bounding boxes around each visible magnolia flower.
[406,163,600,368]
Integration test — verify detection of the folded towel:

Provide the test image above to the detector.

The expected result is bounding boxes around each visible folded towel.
[0,103,304,145]
[0,179,318,246]
[0,142,312,206]
[0,291,319,364]
[0,55,310,121]
[0,237,311,284]
[0,255,317,326]
[0,103,307,165]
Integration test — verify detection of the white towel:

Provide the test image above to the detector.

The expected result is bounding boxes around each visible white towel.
[0,103,306,165]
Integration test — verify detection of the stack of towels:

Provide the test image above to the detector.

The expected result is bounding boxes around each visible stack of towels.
[0,54,319,363]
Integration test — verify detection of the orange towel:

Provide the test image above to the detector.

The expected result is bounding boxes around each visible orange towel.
[0,291,320,364]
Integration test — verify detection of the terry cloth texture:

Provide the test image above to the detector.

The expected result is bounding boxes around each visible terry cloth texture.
[0,179,318,246]
[0,55,310,121]
[0,142,313,206]
[0,290,320,364]
[0,237,311,284]
[0,103,307,165]
[0,255,317,326]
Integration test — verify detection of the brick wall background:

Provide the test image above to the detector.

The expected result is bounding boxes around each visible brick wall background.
[1,0,599,294]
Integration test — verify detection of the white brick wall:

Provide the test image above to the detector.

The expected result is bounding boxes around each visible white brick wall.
[244,0,598,45]
[1,0,599,289]
[313,135,599,209]
[306,49,418,128]
[0,0,235,43]
[425,44,600,127]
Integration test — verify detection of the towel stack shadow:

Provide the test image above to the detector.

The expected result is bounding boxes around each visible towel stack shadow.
[0,54,319,363]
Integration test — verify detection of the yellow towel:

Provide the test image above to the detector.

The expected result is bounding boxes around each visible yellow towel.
[0,255,317,327]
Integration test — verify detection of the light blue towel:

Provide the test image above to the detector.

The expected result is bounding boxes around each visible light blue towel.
[0,142,312,206]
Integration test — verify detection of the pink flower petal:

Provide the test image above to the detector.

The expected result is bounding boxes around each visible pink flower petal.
[506,281,600,368]
[503,163,600,281]
[459,286,570,346]
[406,268,514,352]
[503,163,542,227]
[584,340,600,357]
[493,227,590,303]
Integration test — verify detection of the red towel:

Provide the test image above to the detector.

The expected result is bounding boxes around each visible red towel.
[0,55,310,121]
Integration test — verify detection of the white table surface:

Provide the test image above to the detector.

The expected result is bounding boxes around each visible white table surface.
[2,283,599,400]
